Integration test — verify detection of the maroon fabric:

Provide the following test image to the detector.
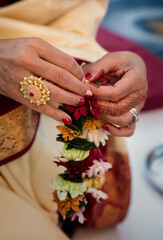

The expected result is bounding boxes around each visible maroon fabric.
[0,0,20,7]
[97,27,163,111]
[0,95,21,116]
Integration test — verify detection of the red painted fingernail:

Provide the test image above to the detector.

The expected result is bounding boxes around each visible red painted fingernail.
[103,125,110,132]
[77,98,85,106]
[62,117,72,125]
[85,90,93,98]
[85,72,93,80]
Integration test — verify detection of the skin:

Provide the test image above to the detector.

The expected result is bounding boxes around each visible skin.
[83,51,148,137]
[0,37,91,122]
[0,38,148,136]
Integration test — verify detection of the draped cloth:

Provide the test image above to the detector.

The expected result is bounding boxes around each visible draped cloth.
[0,1,131,239]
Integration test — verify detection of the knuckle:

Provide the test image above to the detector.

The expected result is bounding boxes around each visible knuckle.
[64,57,84,79]
[112,89,122,101]
[15,51,26,65]
[65,57,77,70]
[56,71,67,85]
[126,127,135,137]
[25,37,42,47]
[118,115,127,127]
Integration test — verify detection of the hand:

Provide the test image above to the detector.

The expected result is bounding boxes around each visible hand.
[82,51,148,136]
[0,37,92,123]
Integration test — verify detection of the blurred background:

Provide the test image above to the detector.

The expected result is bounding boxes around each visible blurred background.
[97,0,163,112]
[102,0,163,59]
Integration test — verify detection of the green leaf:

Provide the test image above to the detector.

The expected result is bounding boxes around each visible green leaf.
[94,80,102,86]
[56,134,95,150]
[59,172,83,183]
[66,138,95,151]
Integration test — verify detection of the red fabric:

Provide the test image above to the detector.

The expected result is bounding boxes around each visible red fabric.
[0,95,21,116]
[0,0,20,7]
[97,27,163,111]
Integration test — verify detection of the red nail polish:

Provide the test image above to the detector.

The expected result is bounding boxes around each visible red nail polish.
[85,72,93,80]
[62,117,72,125]
[103,125,110,132]
[85,90,93,98]
[77,98,85,106]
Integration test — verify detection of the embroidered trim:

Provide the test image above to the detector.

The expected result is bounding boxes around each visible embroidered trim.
[0,105,39,164]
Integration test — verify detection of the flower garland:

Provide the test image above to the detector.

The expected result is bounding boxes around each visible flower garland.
[49,72,112,224]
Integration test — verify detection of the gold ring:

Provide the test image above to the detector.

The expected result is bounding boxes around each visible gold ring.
[129,107,139,124]
[20,76,50,105]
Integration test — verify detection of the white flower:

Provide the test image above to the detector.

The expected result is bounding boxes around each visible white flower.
[50,175,88,198]
[83,159,112,178]
[57,190,67,200]
[82,128,110,147]
[61,144,90,161]
[70,207,86,224]
[86,188,108,203]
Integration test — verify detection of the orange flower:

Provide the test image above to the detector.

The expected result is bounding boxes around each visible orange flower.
[84,174,102,189]
[57,125,82,141]
[53,191,83,216]
[83,119,105,130]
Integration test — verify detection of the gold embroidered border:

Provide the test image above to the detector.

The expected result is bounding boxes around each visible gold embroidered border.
[0,105,39,161]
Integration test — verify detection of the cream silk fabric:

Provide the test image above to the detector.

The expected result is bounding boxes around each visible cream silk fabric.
[0,1,126,239]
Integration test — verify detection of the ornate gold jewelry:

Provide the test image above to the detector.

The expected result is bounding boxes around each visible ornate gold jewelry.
[84,80,90,85]
[20,76,50,105]
[129,107,139,124]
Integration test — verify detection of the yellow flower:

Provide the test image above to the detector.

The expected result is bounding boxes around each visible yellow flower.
[83,119,105,130]
[53,191,83,216]
[57,125,82,141]
[84,174,102,189]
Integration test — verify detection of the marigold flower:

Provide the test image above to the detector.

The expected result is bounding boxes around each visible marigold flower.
[84,174,102,189]
[83,119,105,130]
[53,191,83,216]
[57,125,82,141]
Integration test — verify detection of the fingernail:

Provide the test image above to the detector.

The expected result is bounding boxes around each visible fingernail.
[85,72,93,80]
[82,73,93,83]
[103,125,110,132]
[85,90,93,98]
[62,117,72,125]
[77,98,85,106]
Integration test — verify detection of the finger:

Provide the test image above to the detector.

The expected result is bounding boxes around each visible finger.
[100,102,144,128]
[29,38,84,79]
[103,123,136,137]
[15,73,72,123]
[89,69,147,101]
[34,38,84,80]
[97,91,147,116]
[28,58,91,97]
[45,81,85,106]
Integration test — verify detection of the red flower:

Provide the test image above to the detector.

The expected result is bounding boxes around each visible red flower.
[87,147,108,162]
[85,96,100,120]
[64,105,87,119]
[54,157,94,177]
[64,96,100,120]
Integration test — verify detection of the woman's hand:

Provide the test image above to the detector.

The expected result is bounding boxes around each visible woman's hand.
[0,37,92,123]
[82,51,148,136]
